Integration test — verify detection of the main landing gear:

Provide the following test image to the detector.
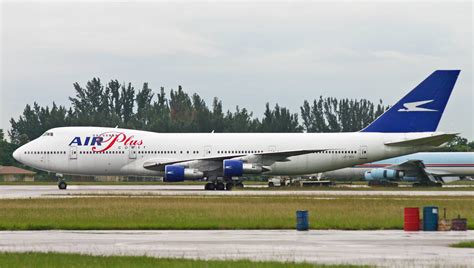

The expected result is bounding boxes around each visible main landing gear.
[204,181,244,191]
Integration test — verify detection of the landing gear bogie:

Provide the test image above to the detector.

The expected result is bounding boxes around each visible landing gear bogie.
[215,182,225,191]
[205,182,215,190]
[204,181,242,191]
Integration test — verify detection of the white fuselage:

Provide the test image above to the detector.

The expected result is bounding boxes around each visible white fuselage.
[14,127,440,177]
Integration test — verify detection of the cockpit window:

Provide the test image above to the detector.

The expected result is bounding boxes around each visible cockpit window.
[42,132,54,137]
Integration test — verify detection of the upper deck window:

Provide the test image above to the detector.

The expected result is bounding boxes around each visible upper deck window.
[42,132,54,137]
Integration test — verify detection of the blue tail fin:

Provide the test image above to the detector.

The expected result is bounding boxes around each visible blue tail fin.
[361,70,460,133]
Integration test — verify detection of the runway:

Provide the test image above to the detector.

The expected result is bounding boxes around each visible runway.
[0,230,472,267]
[0,185,473,199]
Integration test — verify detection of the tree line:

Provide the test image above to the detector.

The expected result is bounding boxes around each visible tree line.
[2,77,472,168]
[8,78,388,145]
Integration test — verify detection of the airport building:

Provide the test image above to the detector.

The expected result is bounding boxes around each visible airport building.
[0,166,36,182]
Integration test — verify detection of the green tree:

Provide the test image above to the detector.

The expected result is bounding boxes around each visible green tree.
[120,83,135,126]
[261,103,301,132]
[191,94,212,132]
[224,106,258,132]
[300,97,388,133]
[148,87,171,132]
[210,98,225,132]
[9,102,68,145]
[0,129,18,166]
[446,136,472,152]
[135,83,154,129]
[169,86,193,132]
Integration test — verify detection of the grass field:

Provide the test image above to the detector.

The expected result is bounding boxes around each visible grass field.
[450,241,474,248]
[0,252,363,268]
[253,185,474,191]
[0,196,472,230]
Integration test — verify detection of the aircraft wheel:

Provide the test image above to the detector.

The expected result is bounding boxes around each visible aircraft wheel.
[205,182,215,190]
[216,182,225,191]
[268,182,274,187]
[225,182,233,191]
[58,181,67,190]
[235,182,244,188]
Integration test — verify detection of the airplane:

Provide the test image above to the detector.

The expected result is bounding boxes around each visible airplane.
[319,152,474,186]
[12,70,460,190]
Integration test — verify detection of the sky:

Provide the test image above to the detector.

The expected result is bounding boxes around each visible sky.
[1,1,473,139]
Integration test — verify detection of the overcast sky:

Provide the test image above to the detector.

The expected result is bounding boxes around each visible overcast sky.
[1,1,472,138]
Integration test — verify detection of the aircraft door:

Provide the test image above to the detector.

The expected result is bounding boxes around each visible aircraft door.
[268,145,276,152]
[40,151,50,169]
[129,146,137,159]
[358,145,368,160]
[69,146,77,160]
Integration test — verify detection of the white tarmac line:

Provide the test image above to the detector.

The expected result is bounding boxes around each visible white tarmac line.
[0,185,473,199]
[0,230,472,267]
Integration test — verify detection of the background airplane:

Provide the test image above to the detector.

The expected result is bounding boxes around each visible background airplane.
[319,152,474,186]
[13,70,460,190]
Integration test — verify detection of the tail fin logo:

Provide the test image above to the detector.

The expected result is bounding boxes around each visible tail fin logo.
[398,100,438,112]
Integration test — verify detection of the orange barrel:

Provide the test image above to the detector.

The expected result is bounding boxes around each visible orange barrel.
[404,207,420,231]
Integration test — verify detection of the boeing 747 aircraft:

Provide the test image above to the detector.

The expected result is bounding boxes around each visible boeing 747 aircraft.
[13,70,460,190]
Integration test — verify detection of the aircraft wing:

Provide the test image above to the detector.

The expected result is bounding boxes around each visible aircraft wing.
[385,160,438,183]
[143,149,329,171]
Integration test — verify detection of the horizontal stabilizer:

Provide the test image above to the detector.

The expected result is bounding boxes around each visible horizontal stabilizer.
[384,133,458,147]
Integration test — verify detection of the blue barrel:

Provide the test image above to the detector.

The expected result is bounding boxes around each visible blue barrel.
[296,210,309,231]
[423,206,438,231]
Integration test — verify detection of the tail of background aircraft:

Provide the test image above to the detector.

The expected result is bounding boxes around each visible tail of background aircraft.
[361,70,460,133]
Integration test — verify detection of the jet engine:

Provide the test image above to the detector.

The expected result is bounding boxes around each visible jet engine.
[164,165,204,182]
[364,168,403,181]
[223,160,263,177]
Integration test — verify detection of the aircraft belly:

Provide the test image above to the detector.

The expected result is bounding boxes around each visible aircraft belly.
[269,155,309,175]
[322,168,367,180]
[268,154,361,176]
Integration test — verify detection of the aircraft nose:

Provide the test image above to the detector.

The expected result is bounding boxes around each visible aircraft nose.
[13,148,22,162]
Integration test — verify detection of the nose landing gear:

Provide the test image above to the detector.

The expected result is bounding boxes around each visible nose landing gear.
[58,180,67,190]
